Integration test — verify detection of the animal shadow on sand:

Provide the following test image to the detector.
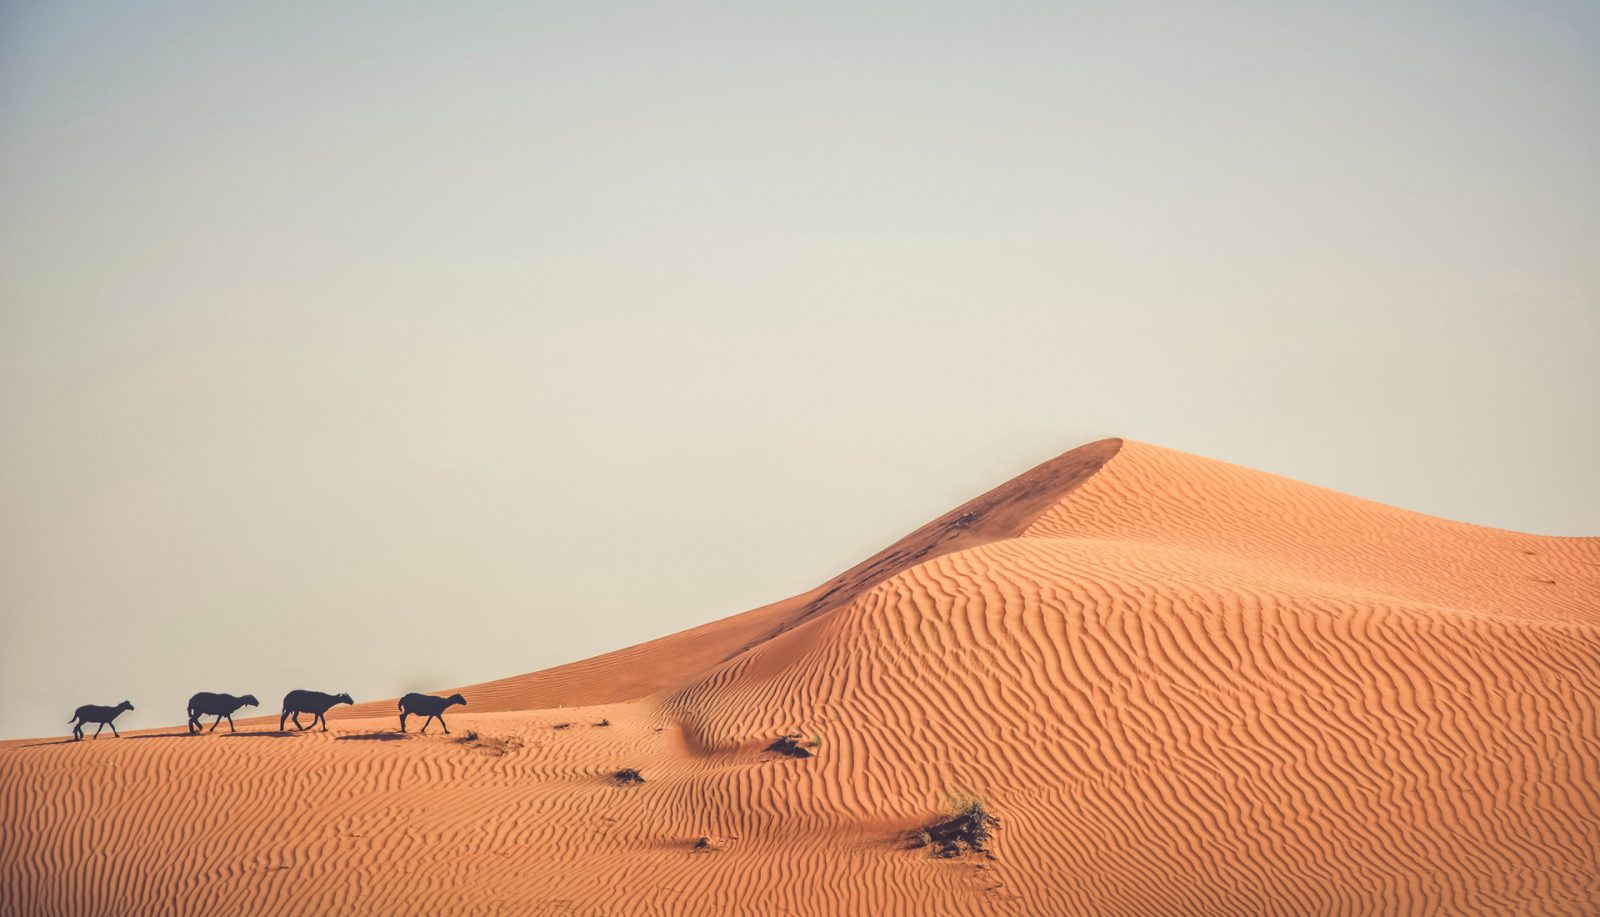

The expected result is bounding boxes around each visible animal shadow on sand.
[335,732,410,742]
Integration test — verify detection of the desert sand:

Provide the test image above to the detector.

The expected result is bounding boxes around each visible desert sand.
[3,438,1598,916]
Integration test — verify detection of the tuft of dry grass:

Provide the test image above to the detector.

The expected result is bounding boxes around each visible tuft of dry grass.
[455,732,524,757]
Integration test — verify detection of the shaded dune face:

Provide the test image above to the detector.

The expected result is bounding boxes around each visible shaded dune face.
[4,440,1598,916]
[776,436,1126,628]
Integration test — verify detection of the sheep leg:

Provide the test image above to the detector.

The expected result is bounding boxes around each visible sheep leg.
[420,716,431,734]
[73,725,83,741]
[279,711,289,732]
[226,715,237,733]
[440,717,450,735]
[292,712,307,730]
[317,713,327,732]
[93,723,105,738]
[108,722,119,737]
[400,712,408,733]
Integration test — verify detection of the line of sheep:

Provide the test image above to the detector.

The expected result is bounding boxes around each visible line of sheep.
[66,690,468,741]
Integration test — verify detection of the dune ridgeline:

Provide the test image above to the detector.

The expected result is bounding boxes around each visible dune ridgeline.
[3,438,1598,916]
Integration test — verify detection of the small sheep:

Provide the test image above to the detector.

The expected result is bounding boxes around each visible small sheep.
[187,692,260,734]
[280,690,353,732]
[69,701,133,741]
[398,692,467,734]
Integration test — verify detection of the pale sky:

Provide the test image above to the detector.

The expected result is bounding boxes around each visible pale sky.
[2,1,1596,741]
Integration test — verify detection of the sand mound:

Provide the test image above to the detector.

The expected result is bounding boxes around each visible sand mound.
[4,439,1598,915]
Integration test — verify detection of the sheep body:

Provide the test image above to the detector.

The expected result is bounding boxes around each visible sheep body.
[187,692,260,734]
[69,701,133,741]
[398,692,467,734]
[280,690,353,732]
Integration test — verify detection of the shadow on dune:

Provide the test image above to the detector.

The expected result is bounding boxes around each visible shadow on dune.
[335,732,409,742]
[17,734,190,747]
[220,731,299,739]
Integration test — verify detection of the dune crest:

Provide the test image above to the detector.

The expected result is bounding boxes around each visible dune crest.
[5,439,1598,916]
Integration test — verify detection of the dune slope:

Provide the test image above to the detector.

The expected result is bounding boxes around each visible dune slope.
[4,439,1598,916]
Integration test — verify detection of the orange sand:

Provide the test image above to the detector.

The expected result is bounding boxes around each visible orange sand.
[4,439,1598,915]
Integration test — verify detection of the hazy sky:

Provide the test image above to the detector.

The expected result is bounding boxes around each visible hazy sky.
[2,1,1595,741]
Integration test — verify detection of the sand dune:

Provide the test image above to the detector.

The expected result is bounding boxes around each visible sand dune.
[4,439,1598,916]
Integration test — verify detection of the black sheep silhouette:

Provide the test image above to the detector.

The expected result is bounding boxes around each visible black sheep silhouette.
[187,693,260,734]
[279,690,353,732]
[398,692,467,734]
[69,701,133,741]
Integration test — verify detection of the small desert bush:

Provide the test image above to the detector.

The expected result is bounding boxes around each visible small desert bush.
[766,734,813,759]
[912,793,999,858]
